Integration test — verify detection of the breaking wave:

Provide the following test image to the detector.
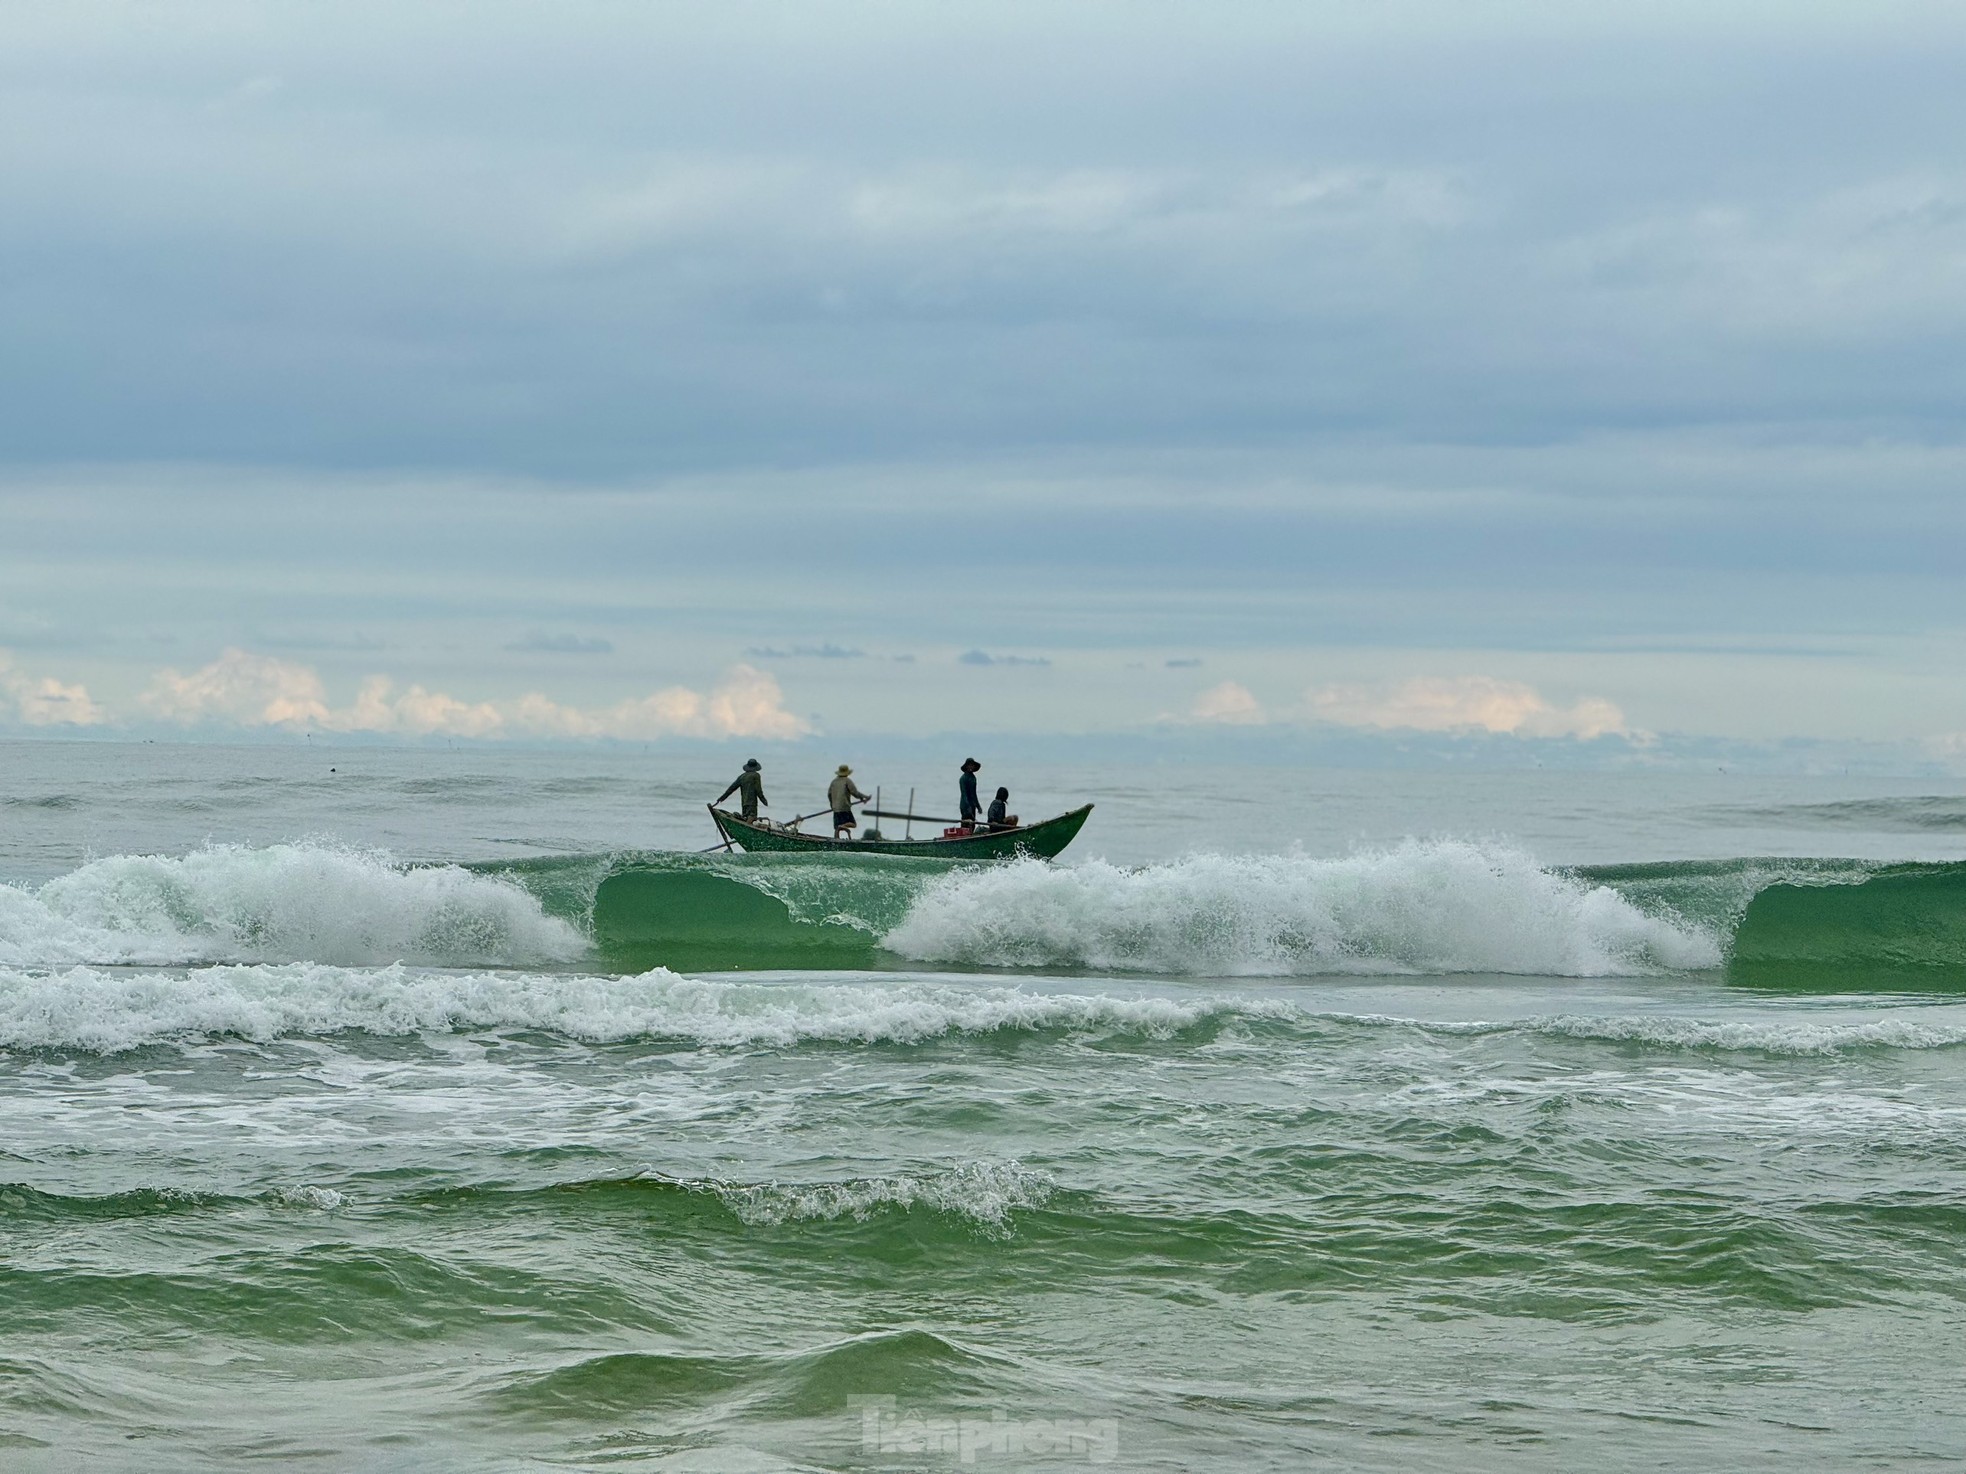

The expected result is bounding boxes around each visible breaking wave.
[8,839,1964,985]
[0,842,584,969]
[883,843,1723,976]
[711,1161,1054,1229]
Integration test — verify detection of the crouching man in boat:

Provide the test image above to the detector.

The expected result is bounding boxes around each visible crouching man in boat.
[714,759,768,821]
[828,764,871,839]
[959,757,983,830]
[987,786,1019,831]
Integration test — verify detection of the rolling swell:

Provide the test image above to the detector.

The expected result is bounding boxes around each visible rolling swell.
[1709,795,1966,832]
[520,842,1732,977]
[4,840,1965,985]
[8,960,1965,1054]
[408,845,1966,984]
[579,845,1966,984]
[9,1164,1956,1335]
[495,1329,1027,1423]
[0,964,1230,1052]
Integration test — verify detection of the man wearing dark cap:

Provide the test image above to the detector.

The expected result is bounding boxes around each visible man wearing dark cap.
[958,757,982,829]
[715,759,768,821]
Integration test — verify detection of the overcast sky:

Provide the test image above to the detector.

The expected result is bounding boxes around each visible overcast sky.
[2,1,1962,759]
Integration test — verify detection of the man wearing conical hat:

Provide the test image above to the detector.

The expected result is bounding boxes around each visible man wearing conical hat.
[828,764,870,839]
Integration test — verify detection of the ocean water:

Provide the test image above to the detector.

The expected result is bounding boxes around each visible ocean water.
[3,741,1965,1471]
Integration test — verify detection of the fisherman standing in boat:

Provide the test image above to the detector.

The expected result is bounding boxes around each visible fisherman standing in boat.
[959,757,982,830]
[828,764,871,839]
[714,759,768,821]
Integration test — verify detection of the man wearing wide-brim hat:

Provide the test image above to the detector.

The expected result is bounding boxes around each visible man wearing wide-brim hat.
[958,757,982,829]
[714,758,768,821]
[828,764,870,839]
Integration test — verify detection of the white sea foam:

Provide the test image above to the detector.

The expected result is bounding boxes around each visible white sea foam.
[1522,1012,1966,1056]
[1,960,1957,1060]
[883,843,1723,977]
[271,1185,349,1210]
[0,964,1219,1053]
[0,843,584,968]
[712,1161,1053,1228]
[1315,1008,1966,1056]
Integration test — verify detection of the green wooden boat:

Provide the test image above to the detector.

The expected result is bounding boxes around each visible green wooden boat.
[708,803,1092,860]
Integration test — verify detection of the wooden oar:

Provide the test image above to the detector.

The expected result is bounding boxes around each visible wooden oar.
[861,807,965,825]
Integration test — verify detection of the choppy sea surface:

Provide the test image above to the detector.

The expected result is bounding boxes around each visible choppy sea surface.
[3,740,1965,1471]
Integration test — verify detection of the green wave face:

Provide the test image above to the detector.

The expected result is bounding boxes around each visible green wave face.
[1574,857,1966,991]
[1728,863,1966,990]
[1553,858,1966,992]
[592,868,886,972]
[480,850,950,973]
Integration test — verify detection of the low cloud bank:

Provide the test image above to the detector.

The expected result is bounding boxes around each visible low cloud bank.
[138,650,807,740]
[0,652,103,727]
[1175,673,1631,741]
[1188,681,1266,726]
[1307,676,1631,741]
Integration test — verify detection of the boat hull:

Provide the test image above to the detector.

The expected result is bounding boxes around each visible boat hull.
[710,804,1092,860]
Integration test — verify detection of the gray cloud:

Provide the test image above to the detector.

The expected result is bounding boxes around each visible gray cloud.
[2,4,1964,747]
[959,650,1052,668]
[505,632,614,655]
[4,3,1965,474]
[745,643,867,660]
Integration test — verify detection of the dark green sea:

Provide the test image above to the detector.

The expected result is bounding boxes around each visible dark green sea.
[3,742,1964,1470]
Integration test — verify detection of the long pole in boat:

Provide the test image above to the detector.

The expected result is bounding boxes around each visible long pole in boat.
[701,803,736,853]
[906,788,915,840]
[874,786,880,841]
